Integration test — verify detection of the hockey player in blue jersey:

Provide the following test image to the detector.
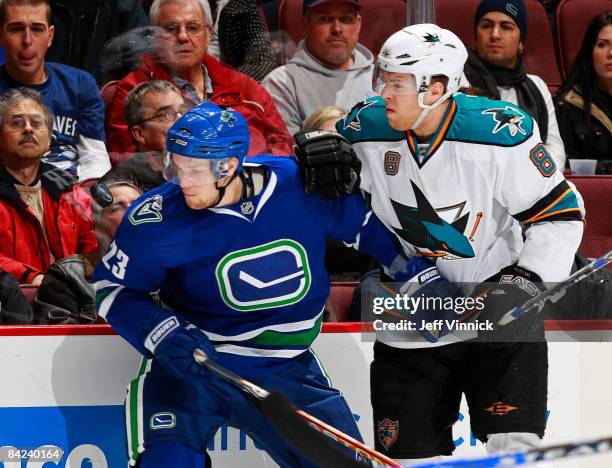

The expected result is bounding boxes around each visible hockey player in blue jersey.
[92,101,437,467]
[295,24,584,466]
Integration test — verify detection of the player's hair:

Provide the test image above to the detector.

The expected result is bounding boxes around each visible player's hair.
[301,106,346,131]
[124,80,182,129]
[557,11,612,135]
[0,0,51,27]
[149,0,213,27]
[0,87,54,135]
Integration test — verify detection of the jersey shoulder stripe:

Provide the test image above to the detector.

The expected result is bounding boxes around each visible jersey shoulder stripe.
[447,93,534,147]
[337,96,405,143]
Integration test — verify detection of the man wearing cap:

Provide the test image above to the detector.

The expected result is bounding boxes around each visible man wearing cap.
[462,0,567,169]
[262,0,373,134]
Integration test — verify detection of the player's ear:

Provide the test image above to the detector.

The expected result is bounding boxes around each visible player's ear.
[218,157,239,187]
[426,80,445,105]
[227,157,239,176]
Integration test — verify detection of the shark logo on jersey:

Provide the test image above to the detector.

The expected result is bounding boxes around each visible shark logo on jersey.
[482,106,526,137]
[216,239,311,311]
[129,194,163,225]
[391,180,475,260]
[343,99,376,132]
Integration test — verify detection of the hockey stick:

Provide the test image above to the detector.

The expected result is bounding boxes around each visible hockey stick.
[413,434,612,467]
[498,249,612,326]
[192,348,401,467]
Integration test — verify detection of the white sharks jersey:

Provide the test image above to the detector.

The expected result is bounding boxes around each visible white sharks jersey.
[338,94,583,285]
[338,94,583,348]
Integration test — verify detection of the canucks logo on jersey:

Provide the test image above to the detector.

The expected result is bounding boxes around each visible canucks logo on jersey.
[216,239,311,312]
[391,180,475,260]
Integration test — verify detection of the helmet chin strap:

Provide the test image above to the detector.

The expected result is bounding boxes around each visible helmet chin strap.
[210,173,237,208]
[410,89,453,131]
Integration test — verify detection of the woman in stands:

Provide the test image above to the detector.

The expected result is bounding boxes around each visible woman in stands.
[556,11,612,174]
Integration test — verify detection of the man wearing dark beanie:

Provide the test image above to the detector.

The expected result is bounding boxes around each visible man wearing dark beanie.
[462,0,567,170]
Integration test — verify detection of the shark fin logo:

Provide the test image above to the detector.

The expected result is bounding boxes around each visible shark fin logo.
[342,99,376,132]
[482,106,526,137]
[423,33,440,43]
[391,181,475,260]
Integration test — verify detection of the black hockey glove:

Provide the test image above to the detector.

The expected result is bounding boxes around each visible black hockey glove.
[473,265,545,345]
[294,130,361,199]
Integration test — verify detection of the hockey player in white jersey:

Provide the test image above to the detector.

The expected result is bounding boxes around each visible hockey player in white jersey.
[294,24,584,465]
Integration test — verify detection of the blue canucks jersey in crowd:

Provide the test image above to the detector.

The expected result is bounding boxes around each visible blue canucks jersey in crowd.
[0,62,109,180]
[94,156,406,377]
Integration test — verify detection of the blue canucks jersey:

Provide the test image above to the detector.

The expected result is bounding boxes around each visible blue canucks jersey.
[94,156,404,376]
[0,62,110,180]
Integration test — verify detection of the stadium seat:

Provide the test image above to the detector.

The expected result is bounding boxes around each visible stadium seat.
[276,0,406,64]
[555,0,611,79]
[19,285,38,305]
[435,0,562,91]
[326,282,358,322]
[567,175,612,259]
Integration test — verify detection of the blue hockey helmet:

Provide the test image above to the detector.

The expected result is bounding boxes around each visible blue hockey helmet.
[165,102,250,183]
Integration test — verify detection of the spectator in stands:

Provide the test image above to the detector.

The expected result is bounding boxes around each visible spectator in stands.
[93,177,143,252]
[0,268,33,323]
[302,105,346,132]
[142,0,276,81]
[556,12,612,174]
[33,176,142,324]
[105,80,182,189]
[106,0,292,157]
[0,0,111,181]
[0,87,98,285]
[262,0,373,135]
[462,0,567,169]
[46,0,149,81]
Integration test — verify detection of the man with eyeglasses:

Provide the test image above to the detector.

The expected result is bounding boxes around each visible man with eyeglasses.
[0,87,98,286]
[0,0,111,182]
[262,0,374,134]
[106,0,293,159]
[97,81,185,195]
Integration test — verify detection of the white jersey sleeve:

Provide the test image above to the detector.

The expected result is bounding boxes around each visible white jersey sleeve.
[494,129,583,281]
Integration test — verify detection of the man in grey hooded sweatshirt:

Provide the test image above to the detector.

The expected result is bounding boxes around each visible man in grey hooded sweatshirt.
[262,0,373,134]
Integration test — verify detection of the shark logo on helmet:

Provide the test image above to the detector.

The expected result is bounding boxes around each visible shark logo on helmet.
[423,33,440,43]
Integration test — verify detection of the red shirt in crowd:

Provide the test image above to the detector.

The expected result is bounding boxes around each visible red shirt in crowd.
[0,164,98,283]
[106,54,294,161]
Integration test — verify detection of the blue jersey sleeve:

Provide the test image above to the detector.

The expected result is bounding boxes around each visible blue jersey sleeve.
[93,222,171,356]
[322,193,404,269]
